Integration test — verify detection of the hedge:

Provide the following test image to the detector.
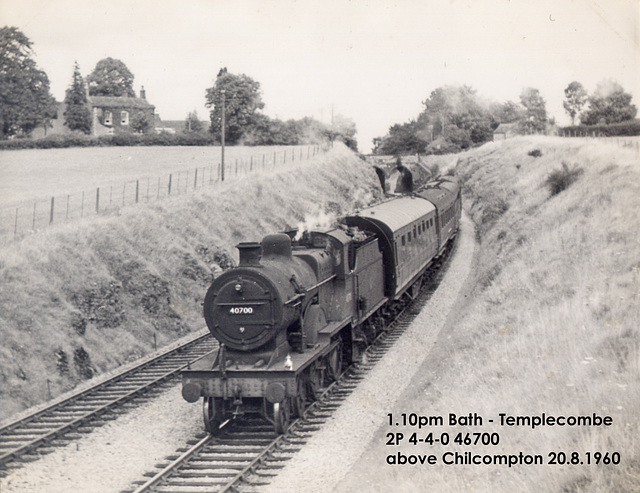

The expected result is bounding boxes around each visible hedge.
[560,120,640,137]
[0,132,217,150]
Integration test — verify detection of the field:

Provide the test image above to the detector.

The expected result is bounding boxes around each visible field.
[0,145,323,239]
[0,145,318,206]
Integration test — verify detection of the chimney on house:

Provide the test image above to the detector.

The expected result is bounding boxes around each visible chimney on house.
[140,86,146,99]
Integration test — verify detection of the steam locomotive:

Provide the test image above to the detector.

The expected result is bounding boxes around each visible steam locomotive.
[181,177,462,434]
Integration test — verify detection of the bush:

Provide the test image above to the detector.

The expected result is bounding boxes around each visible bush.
[0,132,217,150]
[561,120,640,137]
[528,149,542,157]
[546,162,584,196]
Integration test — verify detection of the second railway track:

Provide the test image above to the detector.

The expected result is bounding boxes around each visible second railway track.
[0,332,217,475]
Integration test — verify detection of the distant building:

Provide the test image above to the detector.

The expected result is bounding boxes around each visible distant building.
[493,123,519,140]
[89,86,155,136]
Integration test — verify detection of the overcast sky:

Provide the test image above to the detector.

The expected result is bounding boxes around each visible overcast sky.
[2,0,638,152]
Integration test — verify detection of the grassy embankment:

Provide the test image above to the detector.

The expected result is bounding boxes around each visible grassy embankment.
[0,143,382,420]
[388,136,640,492]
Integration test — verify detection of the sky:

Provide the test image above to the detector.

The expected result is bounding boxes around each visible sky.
[1,0,638,152]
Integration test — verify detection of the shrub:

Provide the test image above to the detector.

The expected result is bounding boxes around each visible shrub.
[546,162,584,196]
[528,149,542,157]
[561,120,640,137]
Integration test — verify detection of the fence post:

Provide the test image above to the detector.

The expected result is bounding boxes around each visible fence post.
[168,174,172,195]
[96,188,100,213]
[235,159,238,176]
[194,168,198,189]
[135,180,139,203]
[122,183,126,206]
[50,197,54,224]
[66,195,70,219]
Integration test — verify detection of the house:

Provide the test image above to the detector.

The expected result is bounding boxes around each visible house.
[30,86,157,138]
[492,122,519,140]
[89,86,155,136]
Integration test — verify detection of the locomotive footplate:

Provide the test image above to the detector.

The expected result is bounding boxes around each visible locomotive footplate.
[181,340,337,403]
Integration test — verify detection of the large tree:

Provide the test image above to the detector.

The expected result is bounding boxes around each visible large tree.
[580,80,637,125]
[421,85,495,146]
[519,87,547,133]
[205,68,265,144]
[86,57,135,97]
[63,62,92,134]
[563,81,588,126]
[0,27,57,138]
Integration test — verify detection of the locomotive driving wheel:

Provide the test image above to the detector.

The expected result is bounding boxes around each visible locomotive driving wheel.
[293,375,307,418]
[325,342,343,384]
[203,397,224,434]
[273,401,290,434]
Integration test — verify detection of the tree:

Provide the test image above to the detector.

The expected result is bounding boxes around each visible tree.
[374,120,428,155]
[0,27,57,138]
[130,111,152,134]
[491,100,525,124]
[580,80,637,125]
[184,110,204,133]
[86,57,135,97]
[519,87,547,133]
[563,81,588,126]
[420,85,495,146]
[63,62,92,134]
[205,68,265,144]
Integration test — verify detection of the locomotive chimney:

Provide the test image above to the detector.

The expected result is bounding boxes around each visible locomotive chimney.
[262,233,292,259]
[237,242,261,266]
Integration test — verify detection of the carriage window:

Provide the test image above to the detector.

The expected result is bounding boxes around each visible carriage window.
[402,235,406,246]
[413,226,417,238]
[408,232,412,242]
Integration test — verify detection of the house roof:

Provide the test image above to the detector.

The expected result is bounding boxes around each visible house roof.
[89,96,154,110]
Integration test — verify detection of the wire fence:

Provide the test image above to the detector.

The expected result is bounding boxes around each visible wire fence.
[1,144,328,241]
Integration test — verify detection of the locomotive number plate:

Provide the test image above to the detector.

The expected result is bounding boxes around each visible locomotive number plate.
[229,307,254,315]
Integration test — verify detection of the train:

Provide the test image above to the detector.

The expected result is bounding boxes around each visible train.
[181,175,462,434]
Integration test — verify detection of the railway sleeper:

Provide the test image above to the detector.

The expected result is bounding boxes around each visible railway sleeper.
[162,479,236,488]
[176,461,247,471]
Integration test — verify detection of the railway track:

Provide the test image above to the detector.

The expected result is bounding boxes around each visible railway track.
[124,246,452,493]
[0,332,217,474]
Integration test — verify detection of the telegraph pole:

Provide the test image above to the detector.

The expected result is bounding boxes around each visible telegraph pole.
[221,89,226,182]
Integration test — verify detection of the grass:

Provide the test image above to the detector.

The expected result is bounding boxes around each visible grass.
[0,143,381,419]
[402,136,640,492]
[0,144,319,207]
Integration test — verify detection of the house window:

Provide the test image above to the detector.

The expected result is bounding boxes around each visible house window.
[121,111,129,125]
[104,111,112,125]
